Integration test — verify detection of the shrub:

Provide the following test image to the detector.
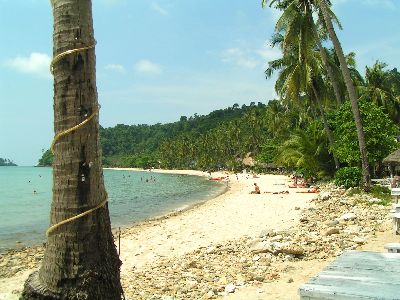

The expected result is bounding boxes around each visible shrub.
[334,167,362,189]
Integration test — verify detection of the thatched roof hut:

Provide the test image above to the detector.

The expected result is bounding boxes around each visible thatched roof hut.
[383,149,400,165]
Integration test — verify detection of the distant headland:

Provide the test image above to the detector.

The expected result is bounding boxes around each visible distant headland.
[0,158,17,166]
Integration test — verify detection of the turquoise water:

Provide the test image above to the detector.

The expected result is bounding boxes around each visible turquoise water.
[0,167,225,252]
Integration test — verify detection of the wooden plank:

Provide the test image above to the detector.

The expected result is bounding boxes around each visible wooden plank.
[299,251,400,299]
[300,281,399,299]
[391,188,400,196]
[384,243,400,253]
[317,268,400,283]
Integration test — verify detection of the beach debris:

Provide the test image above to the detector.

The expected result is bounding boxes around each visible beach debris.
[340,212,357,221]
[326,219,339,227]
[319,191,331,200]
[224,283,236,293]
[281,245,304,256]
[323,227,340,236]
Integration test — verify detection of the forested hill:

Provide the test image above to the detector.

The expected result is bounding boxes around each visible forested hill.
[0,158,17,166]
[38,102,268,168]
[102,102,266,166]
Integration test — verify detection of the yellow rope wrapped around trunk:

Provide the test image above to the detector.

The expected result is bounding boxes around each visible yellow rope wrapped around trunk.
[47,43,108,236]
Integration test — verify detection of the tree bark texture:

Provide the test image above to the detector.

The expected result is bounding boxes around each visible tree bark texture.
[319,0,371,189]
[22,1,123,299]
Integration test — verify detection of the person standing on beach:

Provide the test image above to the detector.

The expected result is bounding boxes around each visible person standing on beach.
[224,176,230,187]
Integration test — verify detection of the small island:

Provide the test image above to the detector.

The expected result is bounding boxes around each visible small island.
[0,158,17,166]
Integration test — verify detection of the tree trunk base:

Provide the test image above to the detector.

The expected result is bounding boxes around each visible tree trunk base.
[21,268,123,300]
[21,271,60,300]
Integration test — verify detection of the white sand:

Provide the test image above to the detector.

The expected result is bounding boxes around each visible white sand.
[118,170,315,273]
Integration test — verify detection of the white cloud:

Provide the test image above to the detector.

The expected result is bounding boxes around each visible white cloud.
[221,48,259,69]
[134,59,162,74]
[151,3,169,16]
[105,64,125,72]
[257,47,282,62]
[221,45,281,70]
[4,52,51,78]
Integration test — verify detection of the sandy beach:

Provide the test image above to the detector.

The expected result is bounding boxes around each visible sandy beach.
[118,171,313,270]
[0,169,397,299]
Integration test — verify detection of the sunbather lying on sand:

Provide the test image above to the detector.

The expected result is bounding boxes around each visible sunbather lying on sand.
[295,187,320,193]
[264,190,289,194]
[288,183,310,188]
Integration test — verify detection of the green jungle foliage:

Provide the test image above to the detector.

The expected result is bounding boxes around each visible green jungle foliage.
[275,121,334,180]
[330,99,399,166]
[0,158,17,166]
[37,149,54,167]
[334,167,363,189]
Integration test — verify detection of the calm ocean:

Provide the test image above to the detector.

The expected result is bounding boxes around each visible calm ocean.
[0,167,225,253]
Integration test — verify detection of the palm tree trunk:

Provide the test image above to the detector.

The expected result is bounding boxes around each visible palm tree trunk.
[22,0,123,299]
[319,0,371,189]
[306,2,343,106]
[311,82,340,169]
[317,42,343,105]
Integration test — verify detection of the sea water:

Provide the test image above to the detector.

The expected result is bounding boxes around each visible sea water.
[0,167,225,252]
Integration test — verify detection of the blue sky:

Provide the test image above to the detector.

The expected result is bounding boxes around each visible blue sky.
[0,0,399,165]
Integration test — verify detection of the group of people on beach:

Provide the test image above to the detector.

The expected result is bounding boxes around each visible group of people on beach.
[249,175,320,195]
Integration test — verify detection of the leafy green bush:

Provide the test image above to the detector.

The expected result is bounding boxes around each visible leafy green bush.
[330,99,399,166]
[334,167,362,188]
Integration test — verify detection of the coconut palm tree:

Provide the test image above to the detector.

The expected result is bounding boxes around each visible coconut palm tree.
[263,0,371,188]
[22,1,123,299]
[361,61,400,123]
[265,4,340,168]
[264,0,343,106]
[317,0,371,188]
[266,50,340,169]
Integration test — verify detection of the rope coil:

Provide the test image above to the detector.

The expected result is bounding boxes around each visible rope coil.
[50,42,96,74]
[46,43,107,236]
[50,106,100,154]
[46,197,108,236]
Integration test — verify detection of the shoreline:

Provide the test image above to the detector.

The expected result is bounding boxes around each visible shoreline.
[0,168,226,254]
[106,168,230,237]
[1,172,397,300]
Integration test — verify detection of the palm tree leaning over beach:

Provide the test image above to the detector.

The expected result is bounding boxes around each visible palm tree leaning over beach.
[317,0,371,189]
[263,0,371,189]
[22,0,123,299]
